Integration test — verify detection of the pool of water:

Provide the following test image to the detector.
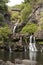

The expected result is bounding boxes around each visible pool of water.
[0,50,43,65]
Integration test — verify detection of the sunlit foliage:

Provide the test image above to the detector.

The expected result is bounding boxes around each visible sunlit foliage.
[21,23,38,34]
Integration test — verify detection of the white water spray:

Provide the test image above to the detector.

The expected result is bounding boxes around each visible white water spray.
[29,35,37,52]
[9,47,12,53]
[13,19,19,33]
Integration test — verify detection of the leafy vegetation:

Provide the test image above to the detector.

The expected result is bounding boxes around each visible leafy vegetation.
[21,23,38,34]
[0,25,12,45]
[0,13,4,22]
[10,0,43,34]
[21,3,32,22]
[0,0,43,46]
[0,0,12,44]
[0,26,11,38]
[11,12,19,22]
[0,0,8,13]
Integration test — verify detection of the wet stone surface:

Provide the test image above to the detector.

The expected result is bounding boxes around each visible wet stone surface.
[0,59,42,65]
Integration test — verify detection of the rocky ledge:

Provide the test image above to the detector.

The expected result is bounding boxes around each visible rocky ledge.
[34,30,43,40]
[0,59,40,65]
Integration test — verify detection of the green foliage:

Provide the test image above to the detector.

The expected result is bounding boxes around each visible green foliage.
[21,3,32,22]
[24,0,30,3]
[0,26,11,38]
[0,13,5,26]
[0,25,12,44]
[0,0,8,13]
[41,22,43,30]
[11,12,19,21]
[0,0,8,3]
[38,41,43,44]
[24,0,40,3]
[0,0,10,25]
[4,0,8,3]
[24,0,37,3]
[13,3,25,10]
[11,3,26,22]
[21,23,38,34]
[24,0,43,7]
[0,13,4,22]
[0,0,12,45]
[11,3,32,22]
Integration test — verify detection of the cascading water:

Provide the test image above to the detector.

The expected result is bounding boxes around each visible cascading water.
[13,22,18,33]
[9,47,12,53]
[13,22,19,33]
[29,35,37,52]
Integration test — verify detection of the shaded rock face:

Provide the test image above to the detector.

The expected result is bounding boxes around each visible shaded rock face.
[31,6,43,24]
[34,30,43,39]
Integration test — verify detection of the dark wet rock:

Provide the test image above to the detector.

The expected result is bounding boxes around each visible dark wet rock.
[34,30,43,40]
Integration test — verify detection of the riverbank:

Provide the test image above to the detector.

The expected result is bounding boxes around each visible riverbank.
[0,59,41,65]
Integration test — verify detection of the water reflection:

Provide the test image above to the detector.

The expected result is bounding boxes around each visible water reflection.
[0,50,43,65]
[29,51,37,61]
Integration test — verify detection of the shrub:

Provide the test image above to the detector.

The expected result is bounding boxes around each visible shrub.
[21,23,38,34]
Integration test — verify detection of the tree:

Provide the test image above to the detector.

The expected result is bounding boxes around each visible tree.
[0,0,8,13]
[0,0,12,44]
[0,25,12,43]
[24,0,43,4]
[21,3,32,22]
[24,0,30,3]
[11,12,19,21]
[0,0,9,26]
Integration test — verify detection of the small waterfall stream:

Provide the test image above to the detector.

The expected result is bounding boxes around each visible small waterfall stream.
[9,47,12,53]
[13,22,18,33]
[13,21,19,33]
[29,35,37,52]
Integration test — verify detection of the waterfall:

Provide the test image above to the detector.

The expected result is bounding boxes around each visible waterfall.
[9,47,12,53]
[13,22,19,33]
[24,46,27,52]
[29,35,37,52]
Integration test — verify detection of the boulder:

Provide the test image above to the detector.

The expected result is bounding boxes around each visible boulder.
[15,59,22,64]
[34,30,43,40]
[5,61,14,65]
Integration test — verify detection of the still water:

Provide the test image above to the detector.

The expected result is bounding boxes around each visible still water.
[0,50,43,65]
